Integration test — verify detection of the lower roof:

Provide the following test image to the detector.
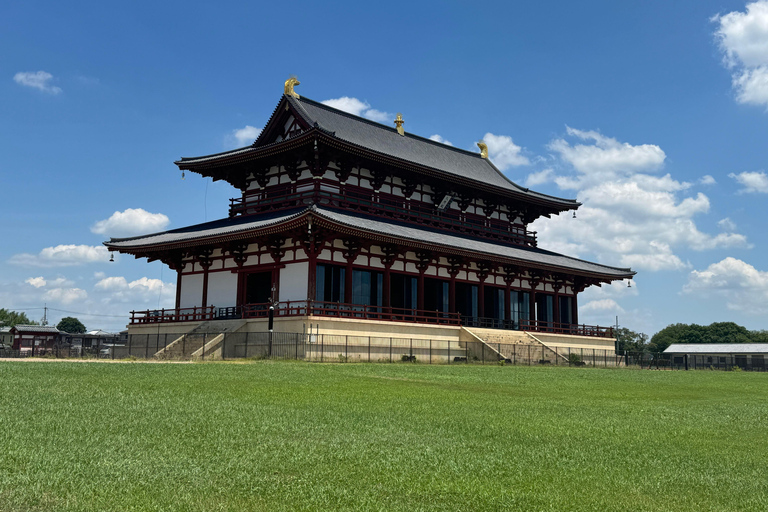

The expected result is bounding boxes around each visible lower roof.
[105,206,634,279]
[663,344,768,354]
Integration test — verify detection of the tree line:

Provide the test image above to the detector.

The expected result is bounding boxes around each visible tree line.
[0,309,86,333]
[618,321,768,354]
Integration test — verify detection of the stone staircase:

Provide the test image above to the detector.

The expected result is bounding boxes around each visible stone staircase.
[460,327,564,364]
[154,319,246,360]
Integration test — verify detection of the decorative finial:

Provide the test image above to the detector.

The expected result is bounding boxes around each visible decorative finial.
[284,76,300,99]
[477,141,488,159]
[394,113,405,136]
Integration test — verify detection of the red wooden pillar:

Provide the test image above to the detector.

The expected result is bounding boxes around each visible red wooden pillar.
[504,283,512,325]
[383,268,391,308]
[345,261,354,304]
[449,276,456,313]
[572,294,579,326]
[417,272,425,311]
[201,268,209,308]
[175,268,182,310]
[554,289,561,328]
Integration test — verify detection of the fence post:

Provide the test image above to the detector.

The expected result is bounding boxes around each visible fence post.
[368,336,371,363]
[528,344,531,366]
[448,340,451,364]
[429,339,432,364]
[321,334,324,363]
[182,335,186,357]
[128,334,133,357]
[389,337,392,363]
[410,338,413,361]
[295,334,299,361]
[345,335,348,362]
[482,342,485,365]
[465,342,468,364]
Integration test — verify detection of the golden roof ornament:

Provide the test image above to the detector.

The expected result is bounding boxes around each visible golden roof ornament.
[394,113,405,136]
[284,76,300,99]
[477,141,488,159]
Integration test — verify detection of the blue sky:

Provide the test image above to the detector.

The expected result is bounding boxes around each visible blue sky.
[2,0,768,335]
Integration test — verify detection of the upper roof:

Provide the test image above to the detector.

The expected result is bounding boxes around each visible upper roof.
[176,93,578,209]
[663,343,768,354]
[106,206,634,280]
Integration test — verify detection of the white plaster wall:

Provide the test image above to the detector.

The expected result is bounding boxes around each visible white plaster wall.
[207,271,238,309]
[179,274,204,309]
[279,262,308,301]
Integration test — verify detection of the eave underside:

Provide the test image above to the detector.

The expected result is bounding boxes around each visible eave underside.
[105,207,634,283]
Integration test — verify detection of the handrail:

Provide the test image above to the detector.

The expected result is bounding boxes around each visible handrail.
[129,304,613,337]
[229,188,537,246]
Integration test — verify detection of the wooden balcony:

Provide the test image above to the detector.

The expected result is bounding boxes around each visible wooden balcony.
[129,302,613,338]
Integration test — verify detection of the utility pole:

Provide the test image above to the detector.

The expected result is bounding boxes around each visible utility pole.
[41,304,48,326]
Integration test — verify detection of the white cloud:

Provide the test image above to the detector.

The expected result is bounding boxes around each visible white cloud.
[684,257,768,314]
[700,175,717,185]
[232,125,261,146]
[91,208,170,237]
[548,127,665,185]
[26,277,46,288]
[580,299,625,314]
[532,128,749,273]
[13,71,62,94]
[714,2,768,108]
[482,132,530,170]
[728,170,768,193]
[718,217,737,231]
[43,287,87,305]
[95,276,175,304]
[9,245,111,267]
[524,168,554,187]
[321,97,393,124]
[429,134,453,146]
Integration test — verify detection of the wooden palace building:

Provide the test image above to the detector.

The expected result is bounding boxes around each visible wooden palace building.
[106,78,635,353]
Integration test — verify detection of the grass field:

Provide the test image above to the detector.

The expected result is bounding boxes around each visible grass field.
[0,361,766,511]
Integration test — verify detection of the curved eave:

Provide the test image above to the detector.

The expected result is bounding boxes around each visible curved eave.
[176,128,578,213]
[307,209,633,282]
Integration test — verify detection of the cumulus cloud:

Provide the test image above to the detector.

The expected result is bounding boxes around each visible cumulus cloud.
[91,208,170,238]
[43,287,88,305]
[713,1,768,109]
[321,97,393,123]
[95,276,175,304]
[26,277,46,288]
[532,128,749,272]
[13,71,62,94]
[684,257,768,314]
[524,168,554,187]
[580,299,625,314]
[548,127,665,187]
[9,245,111,267]
[429,134,453,146]
[728,170,768,193]
[231,125,261,147]
[718,217,737,231]
[482,133,530,170]
[700,175,717,185]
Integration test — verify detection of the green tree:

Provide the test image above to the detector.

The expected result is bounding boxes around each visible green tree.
[0,309,38,328]
[650,321,760,353]
[615,327,648,353]
[56,317,86,334]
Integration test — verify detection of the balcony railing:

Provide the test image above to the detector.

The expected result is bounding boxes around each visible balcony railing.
[229,188,537,247]
[130,303,613,337]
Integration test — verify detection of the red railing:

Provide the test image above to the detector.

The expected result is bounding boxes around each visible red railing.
[240,301,462,326]
[229,188,537,247]
[129,304,613,338]
[520,319,614,338]
[129,307,215,325]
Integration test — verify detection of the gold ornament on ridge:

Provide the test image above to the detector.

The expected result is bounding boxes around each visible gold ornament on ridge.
[477,141,488,159]
[284,76,300,98]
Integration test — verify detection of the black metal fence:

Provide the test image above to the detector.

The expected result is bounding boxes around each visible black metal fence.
[1,336,764,371]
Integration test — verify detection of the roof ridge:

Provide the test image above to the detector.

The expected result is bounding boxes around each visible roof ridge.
[297,96,493,160]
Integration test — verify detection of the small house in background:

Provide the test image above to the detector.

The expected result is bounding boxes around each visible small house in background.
[10,325,60,354]
[0,327,12,348]
[61,329,120,350]
[663,343,768,371]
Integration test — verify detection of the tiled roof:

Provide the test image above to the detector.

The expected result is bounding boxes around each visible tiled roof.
[663,344,768,354]
[105,209,305,249]
[176,94,578,208]
[12,325,60,334]
[314,207,633,278]
[287,96,576,206]
[106,206,634,279]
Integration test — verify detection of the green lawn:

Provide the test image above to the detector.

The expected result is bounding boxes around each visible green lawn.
[0,361,765,511]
